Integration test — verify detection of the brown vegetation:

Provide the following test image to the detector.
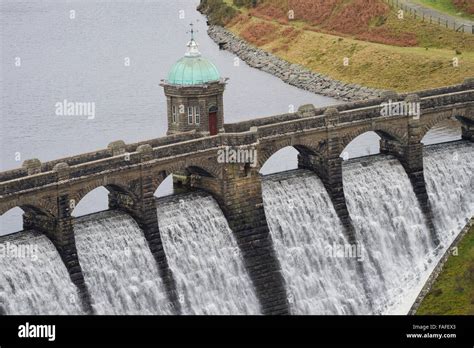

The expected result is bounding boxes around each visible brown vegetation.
[453,0,474,15]
[248,0,419,46]
[249,3,289,24]
[218,0,474,91]
[240,22,279,46]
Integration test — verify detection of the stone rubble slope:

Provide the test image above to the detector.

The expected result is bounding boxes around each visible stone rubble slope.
[208,25,386,102]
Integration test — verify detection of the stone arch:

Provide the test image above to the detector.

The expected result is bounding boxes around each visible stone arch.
[158,157,220,178]
[340,125,406,154]
[184,157,221,179]
[419,113,465,143]
[0,196,57,218]
[0,202,56,236]
[258,141,324,169]
[0,203,54,219]
[150,161,218,194]
[185,166,215,177]
[70,178,138,213]
[150,169,172,195]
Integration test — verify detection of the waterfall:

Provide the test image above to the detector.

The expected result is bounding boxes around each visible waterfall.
[393,141,474,310]
[0,143,471,315]
[262,141,473,315]
[74,211,172,315]
[157,193,261,314]
[342,156,435,314]
[425,142,474,239]
[0,231,83,315]
[262,171,371,315]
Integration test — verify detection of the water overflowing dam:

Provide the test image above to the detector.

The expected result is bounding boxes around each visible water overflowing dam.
[0,142,472,314]
[424,142,474,236]
[157,193,260,314]
[75,211,172,315]
[263,141,473,315]
[262,172,371,315]
[343,156,436,314]
[0,231,83,315]
[262,156,436,315]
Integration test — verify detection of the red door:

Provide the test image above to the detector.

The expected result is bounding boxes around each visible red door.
[209,112,217,136]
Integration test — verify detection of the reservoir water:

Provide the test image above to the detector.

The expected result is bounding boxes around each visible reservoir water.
[0,0,337,230]
[0,0,337,173]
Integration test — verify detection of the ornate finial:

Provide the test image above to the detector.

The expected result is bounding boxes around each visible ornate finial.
[185,22,201,57]
[189,23,195,41]
[187,22,199,42]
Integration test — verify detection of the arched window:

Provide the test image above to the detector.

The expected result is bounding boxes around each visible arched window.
[172,105,177,124]
[194,106,201,124]
[187,107,193,125]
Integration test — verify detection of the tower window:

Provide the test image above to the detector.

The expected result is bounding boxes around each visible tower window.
[194,106,200,124]
[172,105,177,123]
[188,107,193,125]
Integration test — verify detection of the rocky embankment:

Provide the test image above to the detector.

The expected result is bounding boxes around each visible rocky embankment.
[207,25,385,102]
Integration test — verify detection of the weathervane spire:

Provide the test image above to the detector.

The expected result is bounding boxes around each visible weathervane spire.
[190,22,195,41]
[185,22,201,57]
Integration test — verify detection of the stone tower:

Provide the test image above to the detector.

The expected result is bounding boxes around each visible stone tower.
[161,27,226,136]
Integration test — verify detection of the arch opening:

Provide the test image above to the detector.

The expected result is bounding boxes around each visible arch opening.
[72,184,135,218]
[185,166,214,178]
[154,172,174,198]
[1,207,25,236]
[1,205,54,237]
[341,131,381,161]
[421,118,463,146]
[260,145,318,175]
[341,130,404,161]
[72,187,109,218]
[72,182,138,218]
[154,166,216,199]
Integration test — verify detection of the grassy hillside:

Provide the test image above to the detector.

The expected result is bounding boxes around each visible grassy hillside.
[416,224,474,315]
[412,0,474,20]
[200,0,474,92]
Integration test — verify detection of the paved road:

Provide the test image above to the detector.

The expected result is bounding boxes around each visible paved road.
[387,0,474,33]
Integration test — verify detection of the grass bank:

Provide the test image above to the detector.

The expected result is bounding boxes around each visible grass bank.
[416,223,474,315]
[200,0,474,92]
[411,0,474,21]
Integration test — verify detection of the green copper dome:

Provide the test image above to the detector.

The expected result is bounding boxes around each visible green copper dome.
[167,39,220,86]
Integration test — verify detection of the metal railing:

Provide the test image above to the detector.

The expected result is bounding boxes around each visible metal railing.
[383,0,474,34]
